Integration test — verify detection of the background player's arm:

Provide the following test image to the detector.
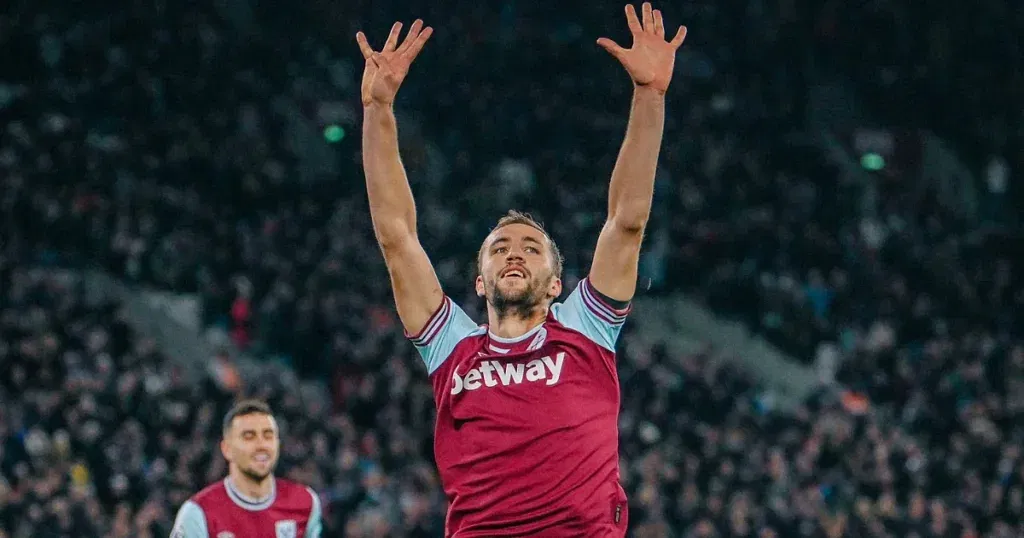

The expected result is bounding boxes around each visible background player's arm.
[169,501,208,538]
[591,3,687,302]
[357,21,442,336]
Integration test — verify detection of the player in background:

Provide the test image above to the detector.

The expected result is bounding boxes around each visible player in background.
[358,2,685,536]
[170,400,322,538]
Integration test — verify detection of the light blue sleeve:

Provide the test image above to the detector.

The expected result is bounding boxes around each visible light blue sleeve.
[406,296,480,375]
[306,488,322,538]
[170,501,208,538]
[551,278,631,352]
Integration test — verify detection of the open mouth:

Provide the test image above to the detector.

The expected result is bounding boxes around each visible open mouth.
[500,267,528,280]
[253,453,271,464]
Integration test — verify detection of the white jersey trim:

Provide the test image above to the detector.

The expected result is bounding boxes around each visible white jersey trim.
[224,476,276,512]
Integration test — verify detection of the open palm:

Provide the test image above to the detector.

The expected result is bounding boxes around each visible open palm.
[356,20,433,107]
[598,2,687,93]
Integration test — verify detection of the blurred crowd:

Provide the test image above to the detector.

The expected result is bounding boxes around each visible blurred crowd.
[812,0,1023,194]
[7,263,1024,538]
[1,0,817,369]
[0,264,442,537]
[2,0,1023,536]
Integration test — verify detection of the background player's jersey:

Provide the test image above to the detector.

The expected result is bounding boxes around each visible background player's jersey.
[409,278,631,537]
[170,477,321,538]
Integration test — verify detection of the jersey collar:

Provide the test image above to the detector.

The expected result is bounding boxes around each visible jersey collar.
[224,476,277,511]
[486,323,547,355]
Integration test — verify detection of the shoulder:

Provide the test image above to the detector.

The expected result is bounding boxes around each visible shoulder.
[274,478,308,496]
[275,478,316,507]
[447,326,487,352]
[549,278,631,352]
[407,296,479,346]
[426,327,486,376]
[552,278,631,323]
[175,499,205,517]
[192,480,227,505]
[171,500,208,537]
[408,297,484,376]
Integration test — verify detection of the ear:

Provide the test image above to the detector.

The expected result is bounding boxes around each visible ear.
[548,277,562,300]
[220,439,231,462]
[475,275,485,297]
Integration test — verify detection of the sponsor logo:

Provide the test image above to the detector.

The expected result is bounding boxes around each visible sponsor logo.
[275,520,297,538]
[451,352,565,395]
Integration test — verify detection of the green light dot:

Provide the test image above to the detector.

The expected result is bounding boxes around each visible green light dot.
[861,152,885,171]
[324,125,345,143]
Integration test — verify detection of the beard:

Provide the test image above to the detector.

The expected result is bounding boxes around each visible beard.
[487,276,546,320]
[240,462,275,483]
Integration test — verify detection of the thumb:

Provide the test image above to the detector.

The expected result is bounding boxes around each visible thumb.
[669,26,688,49]
[596,38,627,61]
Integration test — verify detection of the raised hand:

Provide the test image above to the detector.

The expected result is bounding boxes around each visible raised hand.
[597,3,687,94]
[356,20,433,107]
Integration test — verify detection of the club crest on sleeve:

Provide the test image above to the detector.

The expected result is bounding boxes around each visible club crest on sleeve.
[276,520,297,538]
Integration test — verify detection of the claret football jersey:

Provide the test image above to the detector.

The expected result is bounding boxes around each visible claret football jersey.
[170,477,321,538]
[408,278,631,537]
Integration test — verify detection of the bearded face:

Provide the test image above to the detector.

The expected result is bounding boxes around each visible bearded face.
[485,259,548,312]
[476,223,561,319]
[221,413,280,484]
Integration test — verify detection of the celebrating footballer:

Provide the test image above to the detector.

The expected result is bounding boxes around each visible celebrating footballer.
[357,2,686,536]
[170,400,322,538]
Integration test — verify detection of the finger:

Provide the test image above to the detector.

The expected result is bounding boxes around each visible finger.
[642,2,654,33]
[653,9,665,38]
[403,26,433,60]
[356,32,376,60]
[399,19,424,53]
[669,25,688,48]
[625,4,643,35]
[383,22,403,52]
[597,37,628,61]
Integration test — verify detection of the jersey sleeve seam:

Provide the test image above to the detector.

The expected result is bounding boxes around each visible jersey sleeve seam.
[406,296,451,345]
[583,278,632,311]
[581,279,630,324]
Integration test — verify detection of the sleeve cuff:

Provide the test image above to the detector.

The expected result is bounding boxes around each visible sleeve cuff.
[581,278,631,324]
[405,296,452,346]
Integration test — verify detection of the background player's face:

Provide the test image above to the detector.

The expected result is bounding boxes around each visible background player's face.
[476,223,561,312]
[221,413,280,483]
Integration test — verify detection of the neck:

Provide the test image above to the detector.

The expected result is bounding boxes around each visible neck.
[228,469,274,500]
[486,304,547,338]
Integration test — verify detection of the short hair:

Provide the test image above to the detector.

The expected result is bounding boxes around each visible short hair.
[477,210,564,278]
[222,399,274,435]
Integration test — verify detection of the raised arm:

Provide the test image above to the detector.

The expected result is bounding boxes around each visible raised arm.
[590,2,686,302]
[357,21,441,335]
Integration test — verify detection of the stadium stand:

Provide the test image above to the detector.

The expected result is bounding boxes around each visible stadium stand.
[3,0,1023,536]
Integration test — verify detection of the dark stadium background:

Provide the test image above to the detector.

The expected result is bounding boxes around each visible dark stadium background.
[2,0,1022,536]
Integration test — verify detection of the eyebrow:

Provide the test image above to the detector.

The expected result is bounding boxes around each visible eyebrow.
[490,236,543,247]
[239,428,276,435]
